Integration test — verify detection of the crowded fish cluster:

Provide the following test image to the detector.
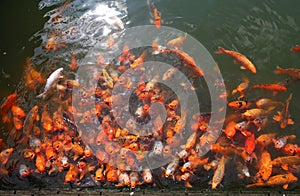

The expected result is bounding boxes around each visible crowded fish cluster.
[1,0,300,191]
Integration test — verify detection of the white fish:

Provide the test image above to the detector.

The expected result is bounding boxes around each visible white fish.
[37,68,63,98]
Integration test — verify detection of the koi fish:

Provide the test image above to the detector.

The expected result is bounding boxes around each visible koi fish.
[11,105,26,119]
[255,150,272,181]
[130,51,146,69]
[162,67,177,81]
[228,100,252,110]
[165,158,179,178]
[37,67,63,98]
[242,107,274,121]
[272,135,296,150]
[0,148,14,165]
[41,105,53,133]
[24,58,44,89]
[245,133,256,155]
[272,155,300,171]
[210,156,227,189]
[162,49,204,76]
[64,164,79,183]
[23,105,39,135]
[222,121,237,140]
[252,116,268,132]
[0,93,17,123]
[273,93,294,129]
[102,69,114,89]
[143,169,153,184]
[69,52,78,71]
[255,98,282,109]
[232,77,249,99]
[19,164,32,178]
[151,3,161,28]
[45,30,65,51]
[236,162,250,179]
[274,66,300,79]
[247,173,297,189]
[167,33,187,49]
[94,166,105,182]
[290,45,300,52]
[185,132,198,150]
[116,171,130,187]
[215,47,256,74]
[250,83,287,95]
[35,152,46,173]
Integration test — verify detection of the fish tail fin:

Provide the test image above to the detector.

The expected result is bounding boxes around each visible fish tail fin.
[36,93,45,99]
[274,66,283,74]
[231,89,237,95]
[215,47,226,54]
[242,76,249,84]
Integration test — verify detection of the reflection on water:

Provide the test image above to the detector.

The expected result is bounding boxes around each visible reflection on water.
[1,0,300,191]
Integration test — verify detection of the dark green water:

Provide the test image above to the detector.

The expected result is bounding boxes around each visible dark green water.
[0,0,300,191]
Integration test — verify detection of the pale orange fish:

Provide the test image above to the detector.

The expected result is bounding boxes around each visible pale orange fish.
[210,156,227,190]
[69,52,78,71]
[215,47,257,74]
[274,66,300,79]
[247,173,297,189]
[151,3,161,28]
[23,105,39,135]
[255,150,272,181]
[242,107,274,121]
[255,98,282,109]
[231,77,249,99]
[45,30,65,51]
[273,93,294,129]
[222,121,237,140]
[162,49,204,76]
[130,51,146,69]
[167,33,187,49]
[185,132,198,150]
[0,148,14,165]
[107,34,115,48]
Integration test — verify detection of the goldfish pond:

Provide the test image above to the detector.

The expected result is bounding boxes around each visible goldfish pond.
[1,0,300,194]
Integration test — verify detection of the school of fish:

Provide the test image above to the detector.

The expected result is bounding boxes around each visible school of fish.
[1,0,300,192]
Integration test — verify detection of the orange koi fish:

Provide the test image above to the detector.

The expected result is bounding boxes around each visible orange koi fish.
[256,150,272,181]
[41,105,53,133]
[151,3,161,28]
[69,52,78,71]
[247,173,297,189]
[167,33,187,49]
[35,152,46,173]
[64,164,79,183]
[250,83,287,95]
[130,51,146,69]
[273,93,293,129]
[162,49,204,76]
[290,45,300,52]
[0,148,14,165]
[185,132,198,150]
[272,155,300,171]
[274,66,300,79]
[11,105,26,119]
[215,47,256,74]
[232,77,249,99]
[222,121,237,140]
[245,133,256,155]
[228,100,253,110]
[45,30,65,51]
[242,107,274,121]
[0,93,17,123]
[23,105,39,135]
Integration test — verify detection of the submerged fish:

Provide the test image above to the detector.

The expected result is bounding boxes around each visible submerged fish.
[215,47,256,74]
[273,93,294,129]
